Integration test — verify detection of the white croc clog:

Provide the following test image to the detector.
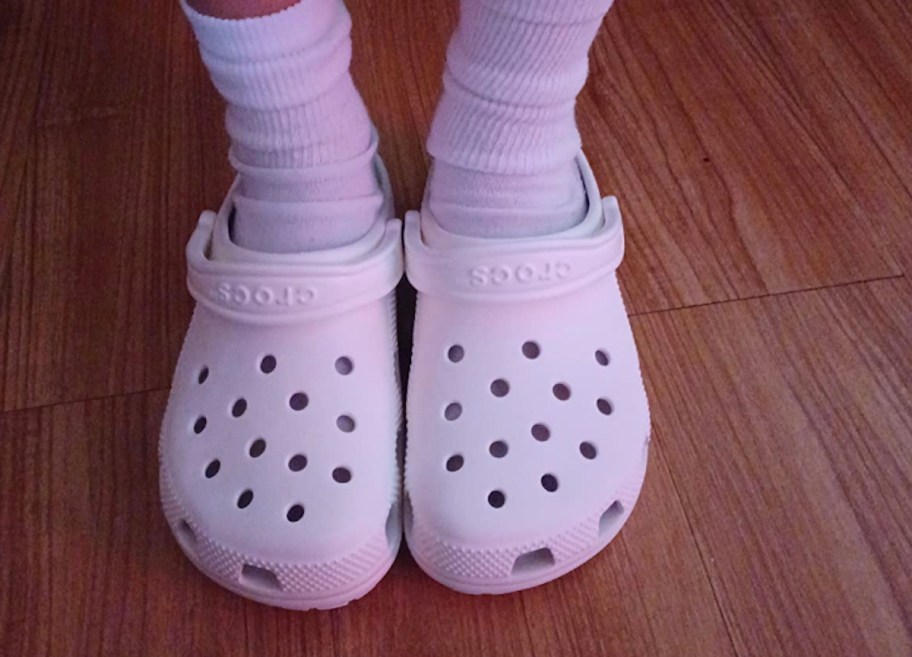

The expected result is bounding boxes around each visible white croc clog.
[160,160,404,610]
[403,153,650,595]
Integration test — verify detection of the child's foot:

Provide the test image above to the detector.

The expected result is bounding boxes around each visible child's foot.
[403,152,650,594]
[159,157,404,610]
[182,0,381,254]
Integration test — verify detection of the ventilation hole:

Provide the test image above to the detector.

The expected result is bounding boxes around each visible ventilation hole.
[385,502,401,548]
[488,490,506,509]
[445,455,464,472]
[288,454,307,472]
[444,403,463,421]
[286,504,305,523]
[193,416,207,434]
[522,341,541,359]
[237,489,254,509]
[289,392,308,411]
[597,398,614,416]
[176,520,197,549]
[332,467,352,483]
[249,438,266,458]
[240,564,281,591]
[511,547,555,575]
[541,474,559,492]
[197,367,209,384]
[336,415,356,433]
[552,383,571,401]
[335,357,353,375]
[231,398,247,418]
[599,501,625,537]
[259,355,276,374]
[580,441,598,460]
[531,424,551,442]
[489,440,509,458]
[595,350,610,366]
[447,345,465,363]
[204,459,220,478]
[490,379,510,398]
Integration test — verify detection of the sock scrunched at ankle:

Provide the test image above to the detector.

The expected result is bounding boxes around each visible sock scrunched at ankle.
[427,0,615,240]
[183,0,381,253]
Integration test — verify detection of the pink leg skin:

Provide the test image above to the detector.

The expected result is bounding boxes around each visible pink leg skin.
[185,0,297,19]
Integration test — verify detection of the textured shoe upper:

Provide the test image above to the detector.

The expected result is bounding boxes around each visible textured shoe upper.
[161,173,403,580]
[404,153,650,562]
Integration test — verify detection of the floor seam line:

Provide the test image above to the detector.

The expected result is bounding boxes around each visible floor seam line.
[629,274,907,319]
[0,385,170,416]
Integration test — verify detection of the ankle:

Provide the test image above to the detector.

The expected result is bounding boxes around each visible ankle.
[428,159,586,239]
[185,0,298,20]
[183,0,380,254]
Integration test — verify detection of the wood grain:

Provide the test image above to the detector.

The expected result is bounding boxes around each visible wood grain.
[0,391,734,657]
[1,0,910,410]
[635,278,912,656]
[0,0,48,274]
[35,0,175,125]
[0,9,230,412]
[584,0,904,314]
[1,0,911,654]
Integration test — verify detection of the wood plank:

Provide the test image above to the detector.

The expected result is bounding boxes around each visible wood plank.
[0,114,186,412]
[806,4,912,273]
[720,0,912,272]
[582,0,903,314]
[6,0,911,409]
[0,0,48,273]
[0,389,733,657]
[0,18,232,412]
[635,277,912,656]
[3,1,912,652]
[350,0,457,215]
[35,0,176,124]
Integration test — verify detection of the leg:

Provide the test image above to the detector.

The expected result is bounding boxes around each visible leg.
[427,0,615,239]
[187,0,297,19]
[404,0,651,595]
[183,0,380,252]
[160,0,403,610]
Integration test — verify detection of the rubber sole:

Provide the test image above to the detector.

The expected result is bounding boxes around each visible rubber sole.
[174,529,401,611]
[407,441,649,596]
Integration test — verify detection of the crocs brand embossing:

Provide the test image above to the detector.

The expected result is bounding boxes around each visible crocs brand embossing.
[405,153,649,596]
[468,262,571,287]
[212,282,317,307]
[163,153,404,610]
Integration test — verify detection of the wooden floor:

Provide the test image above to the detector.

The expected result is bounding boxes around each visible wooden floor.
[2,0,911,655]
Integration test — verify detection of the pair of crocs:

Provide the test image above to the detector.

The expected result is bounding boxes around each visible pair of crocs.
[159,151,650,609]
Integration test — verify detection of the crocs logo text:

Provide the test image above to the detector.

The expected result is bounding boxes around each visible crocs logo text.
[468,262,571,287]
[212,282,317,307]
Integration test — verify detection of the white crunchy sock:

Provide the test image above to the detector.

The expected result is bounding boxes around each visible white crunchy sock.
[183,0,381,253]
[427,0,615,239]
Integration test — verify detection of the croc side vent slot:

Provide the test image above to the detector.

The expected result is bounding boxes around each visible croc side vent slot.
[176,520,197,551]
[240,564,281,592]
[599,501,625,538]
[511,547,555,575]
[385,502,401,548]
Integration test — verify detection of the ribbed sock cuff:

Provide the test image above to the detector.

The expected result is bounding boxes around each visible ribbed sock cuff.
[182,0,351,109]
[427,73,582,174]
[427,0,612,174]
